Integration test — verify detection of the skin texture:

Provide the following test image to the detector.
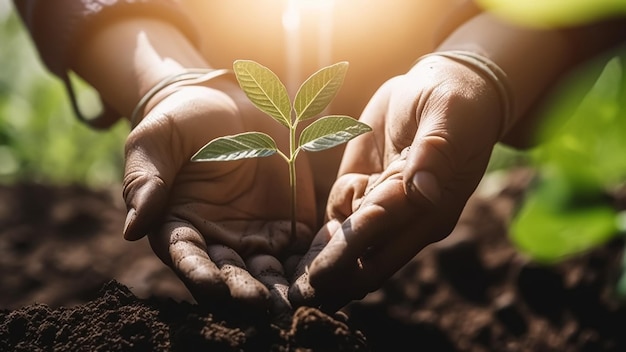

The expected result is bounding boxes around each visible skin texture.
[123,81,318,315]
[300,12,626,312]
[70,18,319,315]
[289,11,626,311]
[290,54,501,311]
[54,3,626,315]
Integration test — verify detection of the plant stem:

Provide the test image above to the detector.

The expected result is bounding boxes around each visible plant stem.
[289,121,297,238]
[289,159,297,238]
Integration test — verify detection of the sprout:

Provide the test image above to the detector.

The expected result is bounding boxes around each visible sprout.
[192,60,371,236]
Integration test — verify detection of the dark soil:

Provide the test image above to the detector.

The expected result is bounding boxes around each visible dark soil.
[2,168,626,351]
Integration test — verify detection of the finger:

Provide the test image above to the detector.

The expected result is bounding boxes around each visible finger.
[308,178,418,306]
[401,82,497,207]
[295,220,366,312]
[334,80,395,177]
[325,173,370,223]
[246,254,292,318]
[288,220,351,310]
[359,147,409,197]
[402,135,452,207]
[282,254,302,282]
[148,220,230,304]
[123,122,181,240]
[339,184,462,296]
[207,245,271,311]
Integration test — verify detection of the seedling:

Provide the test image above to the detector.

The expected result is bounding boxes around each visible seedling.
[191,60,372,236]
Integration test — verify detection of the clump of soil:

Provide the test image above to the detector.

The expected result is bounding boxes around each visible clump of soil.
[1,168,626,351]
[0,281,367,351]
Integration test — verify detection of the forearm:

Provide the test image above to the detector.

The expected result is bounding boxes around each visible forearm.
[71,18,211,119]
[435,11,626,144]
[13,0,203,127]
[437,13,570,127]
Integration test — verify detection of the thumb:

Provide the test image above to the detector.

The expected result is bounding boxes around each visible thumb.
[402,119,497,211]
[402,131,455,207]
[122,127,179,241]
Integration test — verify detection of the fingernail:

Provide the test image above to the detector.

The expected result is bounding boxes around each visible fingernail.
[407,171,440,204]
[123,208,136,240]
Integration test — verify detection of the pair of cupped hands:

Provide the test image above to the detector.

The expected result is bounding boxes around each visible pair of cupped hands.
[121,56,503,316]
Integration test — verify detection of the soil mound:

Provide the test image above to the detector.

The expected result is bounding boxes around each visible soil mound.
[2,169,626,351]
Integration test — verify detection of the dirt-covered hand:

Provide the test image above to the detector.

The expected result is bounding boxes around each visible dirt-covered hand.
[122,79,317,316]
[290,54,504,311]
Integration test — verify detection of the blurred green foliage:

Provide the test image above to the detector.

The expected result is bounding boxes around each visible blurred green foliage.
[476,0,626,27]
[477,0,626,299]
[0,2,127,187]
[510,47,626,262]
[478,0,626,263]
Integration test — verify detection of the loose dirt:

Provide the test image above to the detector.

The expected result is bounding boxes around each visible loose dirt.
[2,168,626,351]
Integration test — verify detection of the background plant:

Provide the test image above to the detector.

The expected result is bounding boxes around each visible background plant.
[0,2,126,187]
[191,60,371,236]
[476,0,626,27]
[509,52,626,263]
[478,0,626,296]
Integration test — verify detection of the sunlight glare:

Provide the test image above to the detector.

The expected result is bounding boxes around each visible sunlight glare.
[282,0,336,32]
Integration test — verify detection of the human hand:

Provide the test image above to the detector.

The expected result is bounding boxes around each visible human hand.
[122,78,317,316]
[290,53,506,311]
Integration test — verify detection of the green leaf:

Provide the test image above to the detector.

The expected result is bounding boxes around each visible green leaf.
[294,62,348,123]
[531,56,626,187]
[299,115,371,152]
[510,176,618,263]
[233,60,291,128]
[475,0,626,27]
[191,132,278,161]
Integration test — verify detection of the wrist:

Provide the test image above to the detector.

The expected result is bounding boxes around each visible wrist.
[413,50,514,139]
[131,68,234,129]
[72,18,211,120]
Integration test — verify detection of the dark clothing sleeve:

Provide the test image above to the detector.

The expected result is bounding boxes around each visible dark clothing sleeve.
[12,0,200,128]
